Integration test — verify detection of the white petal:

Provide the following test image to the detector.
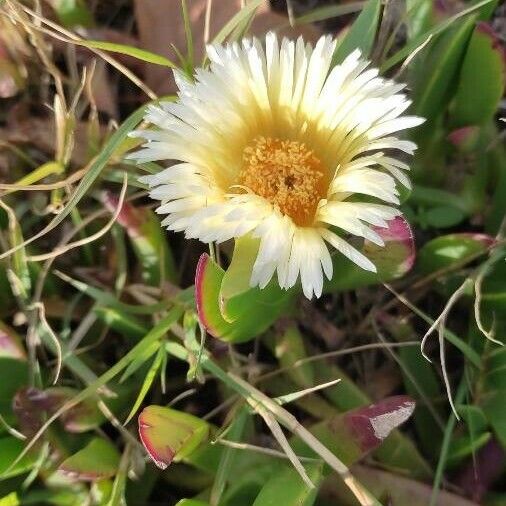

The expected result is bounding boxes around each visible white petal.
[320,229,377,272]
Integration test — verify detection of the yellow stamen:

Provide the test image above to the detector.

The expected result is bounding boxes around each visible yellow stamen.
[237,136,326,226]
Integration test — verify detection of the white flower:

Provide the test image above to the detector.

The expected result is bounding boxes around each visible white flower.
[131,34,424,299]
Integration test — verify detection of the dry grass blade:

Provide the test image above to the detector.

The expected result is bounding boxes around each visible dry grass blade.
[394,34,433,79]
[254,404,314,488]
[0,414,26,440]
[217,439,319,462]
[386,281,473,420]
[5,0,157,99]
[27,173,128,262]
[372,318,445,430]
[30,302,62,385]
[259,341,419,382]
[419,279,473,363]
[474,262,503,346]
[274,379,341,405]
[228,372,379,506]
[0,168,87,194]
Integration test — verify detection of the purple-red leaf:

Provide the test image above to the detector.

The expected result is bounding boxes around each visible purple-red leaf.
[343,396,416,455]
[300,396,416,465]
[13,387,103,436]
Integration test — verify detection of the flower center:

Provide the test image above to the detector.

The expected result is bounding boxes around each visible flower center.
[238,136,326,226]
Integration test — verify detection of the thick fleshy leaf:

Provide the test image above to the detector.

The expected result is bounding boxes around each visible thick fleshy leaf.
[333,0,381,63]
[272,325,314,389]
[104,193,177,285]
[311,360,432,479]
[324,217,415,292]
[138,405,209,470]
[13,387,104,435]
[410,15,477,125]
[219,236,259,304]
[219,237,296,325]
[252,462,323,506]
[298,396,415,466]
[58,438,120,481]
[417,233,495,274]
[195,253,294,343]
[423,206,466,228]
[452,23,506,127]
[0,437,37,479]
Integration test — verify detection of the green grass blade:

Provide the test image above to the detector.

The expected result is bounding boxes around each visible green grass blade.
[333,0,382,63]
[73,40,176,67]
[55,270,174,315]
[381,0,495,72]
[181,0,194,69]
[124,345,165,425]
[430,380,468,506]
[294,2,363,25]
[212,0,264,46]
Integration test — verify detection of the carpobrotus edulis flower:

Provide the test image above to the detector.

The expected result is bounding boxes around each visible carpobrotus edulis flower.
[131,34,424,299]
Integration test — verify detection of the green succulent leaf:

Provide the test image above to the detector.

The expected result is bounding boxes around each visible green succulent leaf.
[58,438,120,481]
[324,217,415,292]
[417,233,495,274]
[452,23,506,127]
[138,406,209,470]
[195,252,294,343]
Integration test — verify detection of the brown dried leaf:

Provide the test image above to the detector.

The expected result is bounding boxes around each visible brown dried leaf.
[134,0,321,94]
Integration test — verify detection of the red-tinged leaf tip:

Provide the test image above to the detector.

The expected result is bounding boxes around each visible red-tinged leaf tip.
[103,191,142,234]
[194,253,218,337]
[459,233,497,248]
[476,22,506,70]
[418,232,497,274]
[373,216,415,274]
[138,406,208,469]
[344,396,415,452]
[0,329,25,360]
[447,126,480,149]
[138,409,174,470]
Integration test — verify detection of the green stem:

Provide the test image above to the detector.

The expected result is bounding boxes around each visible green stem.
[430,380,468,506]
